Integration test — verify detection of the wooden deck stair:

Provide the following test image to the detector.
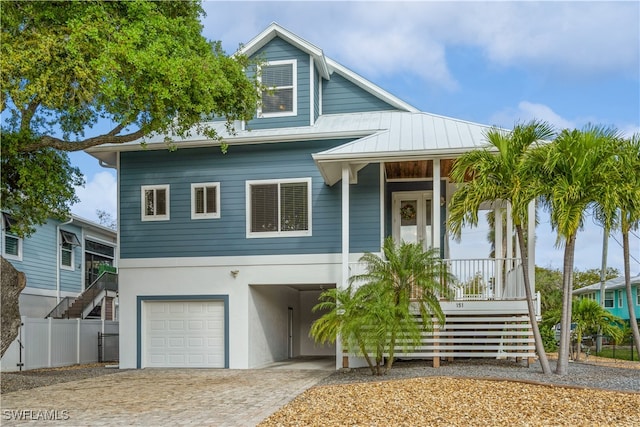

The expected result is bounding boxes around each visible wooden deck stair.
[46,272,117,319]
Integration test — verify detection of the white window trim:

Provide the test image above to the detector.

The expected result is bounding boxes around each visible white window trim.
[60,242,75,271]
[258,59,297,118]
[191,182,221,220]
[637,287,640,306]
[604,291,614,308]
[246,177,312,238]
[2,232,22,261]
[141,184,170,221]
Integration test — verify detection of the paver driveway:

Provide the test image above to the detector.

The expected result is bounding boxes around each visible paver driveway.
[1,368,333,426]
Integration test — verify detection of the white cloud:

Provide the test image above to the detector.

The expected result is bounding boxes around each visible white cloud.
[489,101,576,130]
[201,2,639,88]
[72,171,117,223]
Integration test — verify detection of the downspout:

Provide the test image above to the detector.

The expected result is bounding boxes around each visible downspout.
[56,217,74,303]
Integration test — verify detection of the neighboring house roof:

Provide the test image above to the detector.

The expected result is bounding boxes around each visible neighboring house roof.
[573,274,640,295]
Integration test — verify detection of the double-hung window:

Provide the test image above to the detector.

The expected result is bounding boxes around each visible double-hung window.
[604,291,614,308]
[259,60,297,117]
[191,182,220,219]
[60,230,80,270]
[141,185,170,221]
[246,178,311,238]
[2,213,22,261]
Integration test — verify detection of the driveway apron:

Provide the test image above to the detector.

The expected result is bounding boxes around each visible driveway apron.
[0,368,332,426]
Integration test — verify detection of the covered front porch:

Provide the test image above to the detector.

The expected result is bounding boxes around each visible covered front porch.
[312,114,539,366]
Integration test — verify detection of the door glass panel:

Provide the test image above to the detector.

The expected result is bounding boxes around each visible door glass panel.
[399,200,418,244]
[424,199,433,249]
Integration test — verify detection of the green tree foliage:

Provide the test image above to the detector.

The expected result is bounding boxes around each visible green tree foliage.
[1,0,259,235]
[573,268,619,290]
[310,238,453,375]
[536,266,563,314]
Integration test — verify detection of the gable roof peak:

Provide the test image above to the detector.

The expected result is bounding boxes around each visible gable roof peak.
[240,22,330,79]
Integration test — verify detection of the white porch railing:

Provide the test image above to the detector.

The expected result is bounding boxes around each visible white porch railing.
[444,258,525,301]
[348,258,526,301]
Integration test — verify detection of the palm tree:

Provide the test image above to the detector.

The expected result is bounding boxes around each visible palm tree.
[525,125,621,375]
[310,285,390,375]
[448,120,555,374]
[610,134,640,354]
[572,298,623,360]
[350,237,453,374]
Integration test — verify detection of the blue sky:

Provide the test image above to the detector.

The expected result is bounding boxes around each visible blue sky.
[70,0,640,273]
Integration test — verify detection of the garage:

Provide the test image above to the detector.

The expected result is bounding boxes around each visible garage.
[142,299,226,368]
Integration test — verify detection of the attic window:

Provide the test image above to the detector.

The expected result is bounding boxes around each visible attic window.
[260,60,297,117]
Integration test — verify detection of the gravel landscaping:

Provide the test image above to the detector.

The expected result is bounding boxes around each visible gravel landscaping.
[260,358,640,426]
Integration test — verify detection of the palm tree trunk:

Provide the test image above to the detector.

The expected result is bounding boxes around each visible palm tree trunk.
[556,233,577,375]
[357,339,377,375]
[384,330,397,374]
[516,225,552,374]
[622,227,640,355]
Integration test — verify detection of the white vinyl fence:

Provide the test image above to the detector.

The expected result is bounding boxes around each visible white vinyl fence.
[0,317,119,372]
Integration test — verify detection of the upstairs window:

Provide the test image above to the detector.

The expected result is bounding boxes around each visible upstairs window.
[246,178,311,238]
[60,230,80,270]
[191,183,220,219]
[2,213,22,261]
[141,185,170,221]
[259,60,297,117]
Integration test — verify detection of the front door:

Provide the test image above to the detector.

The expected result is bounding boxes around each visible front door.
[392,192,433,249]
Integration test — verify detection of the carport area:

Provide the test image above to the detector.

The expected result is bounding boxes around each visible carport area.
[248,284,336,368]
[0,368,333,426]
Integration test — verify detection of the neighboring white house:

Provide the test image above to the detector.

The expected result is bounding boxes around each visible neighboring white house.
[87,23,537,370]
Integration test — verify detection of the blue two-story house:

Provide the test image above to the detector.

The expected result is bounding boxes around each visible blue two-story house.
[87,23,539,370]
[2,213,117,319]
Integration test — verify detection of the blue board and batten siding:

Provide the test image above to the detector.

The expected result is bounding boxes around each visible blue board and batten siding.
[5,221,83,294]
[247,37,311,130]
[119,142,381,259]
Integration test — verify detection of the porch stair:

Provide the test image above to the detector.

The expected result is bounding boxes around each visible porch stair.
[46,272,118,319]
[395,313,536,362]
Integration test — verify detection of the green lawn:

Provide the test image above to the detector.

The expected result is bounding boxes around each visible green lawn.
[591,346,638,362]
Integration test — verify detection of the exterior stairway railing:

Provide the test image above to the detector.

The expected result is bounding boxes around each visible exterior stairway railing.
[45,271,118,319]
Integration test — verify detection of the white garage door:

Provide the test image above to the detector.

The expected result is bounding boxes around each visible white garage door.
[143,300,225,368]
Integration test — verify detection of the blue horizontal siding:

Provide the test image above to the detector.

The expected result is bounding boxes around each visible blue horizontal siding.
[248,37,311,130]
[350,164,381,253]
[120,139,382,259]
[323,72,400,114]
[6,221,83,294]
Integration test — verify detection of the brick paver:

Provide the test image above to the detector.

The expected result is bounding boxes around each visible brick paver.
[0,368,332,426]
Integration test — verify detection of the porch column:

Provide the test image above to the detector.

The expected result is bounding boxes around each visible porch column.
[339,163,350,369]
[432,159,441,250]
[494,207,504,299]
[527,200,536,303]
[341,163,350,290]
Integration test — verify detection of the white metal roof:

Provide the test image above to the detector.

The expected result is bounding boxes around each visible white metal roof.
[573,274,640,294]
[312,111,493,185]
